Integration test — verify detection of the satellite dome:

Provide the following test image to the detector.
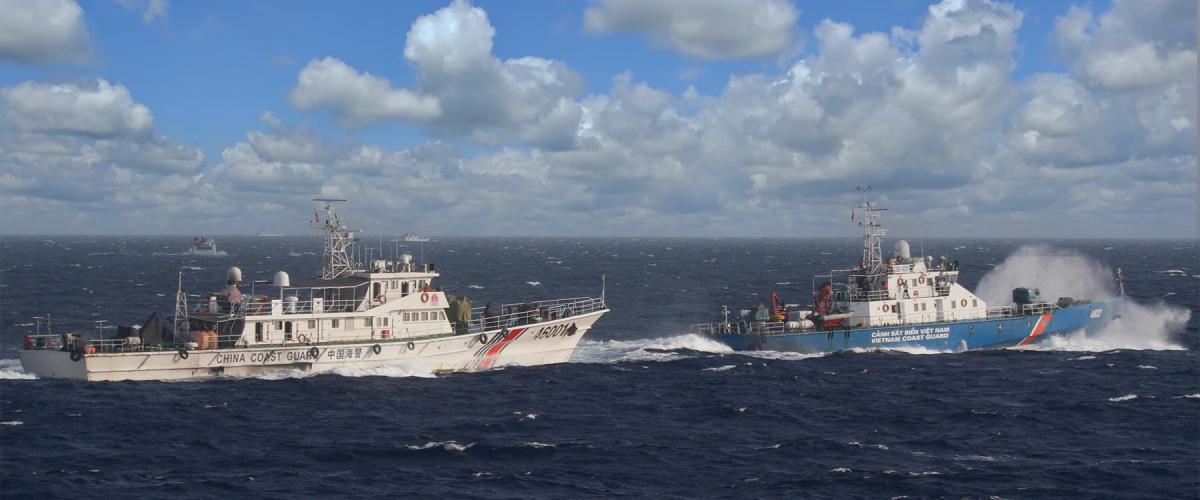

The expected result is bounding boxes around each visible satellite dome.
[226,266,242,284]
[273,271,290,287]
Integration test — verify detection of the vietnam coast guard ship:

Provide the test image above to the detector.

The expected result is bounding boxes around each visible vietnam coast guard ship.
[20,199,608,381]
[691,192,1124,353]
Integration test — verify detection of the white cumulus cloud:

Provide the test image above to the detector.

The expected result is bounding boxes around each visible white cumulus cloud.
[0,0,91,63]
[583,0,800,59]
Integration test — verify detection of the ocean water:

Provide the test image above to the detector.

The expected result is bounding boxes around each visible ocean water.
[1,236,1196,498]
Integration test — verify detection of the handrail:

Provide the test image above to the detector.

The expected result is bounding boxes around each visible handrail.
[468,297,606,333]
[21,296,608,353]
[693,301,1065,337]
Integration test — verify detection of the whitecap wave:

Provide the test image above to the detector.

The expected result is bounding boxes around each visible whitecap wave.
[703,364,737,372]
[0,359,35,380]
[977,245,1190,351]
[570,334,733,364]
[1108,394,1138,402]
[406,441,474,452]
[0,421,23,426]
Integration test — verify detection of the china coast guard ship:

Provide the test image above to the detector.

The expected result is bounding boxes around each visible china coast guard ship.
[20,200,608,381]
[691,193,1124,353]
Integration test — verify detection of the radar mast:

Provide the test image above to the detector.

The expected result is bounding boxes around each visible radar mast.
[313,198,358,279]
[856,186,887,276]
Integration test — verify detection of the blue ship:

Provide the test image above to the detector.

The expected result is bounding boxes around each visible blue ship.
[693,192,1124,353]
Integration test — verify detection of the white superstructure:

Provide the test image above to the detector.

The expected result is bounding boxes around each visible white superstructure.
[20,200,608,381]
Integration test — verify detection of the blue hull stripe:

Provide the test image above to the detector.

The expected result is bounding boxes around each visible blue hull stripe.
[711,299,1124,353]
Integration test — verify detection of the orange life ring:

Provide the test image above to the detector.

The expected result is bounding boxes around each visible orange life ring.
[420,292,430,303]
[918,275,926,285]
[297,333,310,343]
[431,294,439,304]
[881,304,890,313]
[960,298,968,307]
[378,294,387,304]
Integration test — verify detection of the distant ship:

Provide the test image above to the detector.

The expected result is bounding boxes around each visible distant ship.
[403,233,431,242]
[19,199,608,381]
[691,191,1124,353]
[256,231,284,237]
[189,236,219,256]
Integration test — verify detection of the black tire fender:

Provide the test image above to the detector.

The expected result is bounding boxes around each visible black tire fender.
[308,347,320,360]
[70,350,83,362]
[406,341,416,350]
[372,344,382,355]
[178,349,189,360]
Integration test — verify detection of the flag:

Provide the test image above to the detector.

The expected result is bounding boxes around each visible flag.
[850,209,855,221]
[313,211,320,224]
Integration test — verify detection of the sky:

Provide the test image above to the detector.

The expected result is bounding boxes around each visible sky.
[0,0,1195,238]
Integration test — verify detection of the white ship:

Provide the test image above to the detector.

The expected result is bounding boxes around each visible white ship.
[189,236,219,255]
[19,199,608,381]
[403,233,431,242]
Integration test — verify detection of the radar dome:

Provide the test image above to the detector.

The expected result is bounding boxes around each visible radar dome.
[226,266,242,284]
[273,271,290,287]
[894,240,911,260]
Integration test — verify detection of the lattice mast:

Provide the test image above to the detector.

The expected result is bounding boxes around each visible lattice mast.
[856,186,887,276]
[172,271,188,342]
[313,198,358,279]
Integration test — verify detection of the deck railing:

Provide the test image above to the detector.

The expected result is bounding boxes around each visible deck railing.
[467,296,606,333]
[692,301,1065,337]
[22,296,608,353]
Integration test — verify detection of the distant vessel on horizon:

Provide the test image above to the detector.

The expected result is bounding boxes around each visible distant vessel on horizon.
[256,231,285,237]
[189,236,219,256]
[404,233,431,242]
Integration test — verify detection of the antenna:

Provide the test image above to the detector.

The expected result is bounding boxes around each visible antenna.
[313,198,357,279]
[172,272,188,345]
[855,186,887,277]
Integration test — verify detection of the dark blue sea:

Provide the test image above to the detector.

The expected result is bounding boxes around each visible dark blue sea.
[1,236,1197,498]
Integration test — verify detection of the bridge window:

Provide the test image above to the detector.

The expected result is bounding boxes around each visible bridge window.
[972,299,978,307]
[254,322,263,342]
[308,320,316,329]
[421,312,429,321]
[284,321,293,341]
[331,318,340,329]
[921,303,927,311]
[363,318,371,327]
[403,312,410,322]
[275,321,283,330]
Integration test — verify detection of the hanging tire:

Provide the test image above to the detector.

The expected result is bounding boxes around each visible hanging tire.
[406,341,415,350]
[178,349,189,360]
[70,350,83,362]
[372,344,382,355]
[477,333,488,344]
[308,347,320,360]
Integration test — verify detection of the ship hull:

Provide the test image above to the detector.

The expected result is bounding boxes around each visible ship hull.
[20,311,605,381]
[709,299,1122,354]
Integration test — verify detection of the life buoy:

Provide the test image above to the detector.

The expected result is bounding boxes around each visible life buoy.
[297,333,310,344]
[70,350,83,362]
[406,341,415,350]
[431,294,439,304]
[378,294,387,304]
[178,348,189,360]
[960,298,968,307]
[420,292,430,303]
[372,344,382,355]
[477,333,488,344]
[881,304,890,313]
[308,347,319,359]
[918,275,926,285]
